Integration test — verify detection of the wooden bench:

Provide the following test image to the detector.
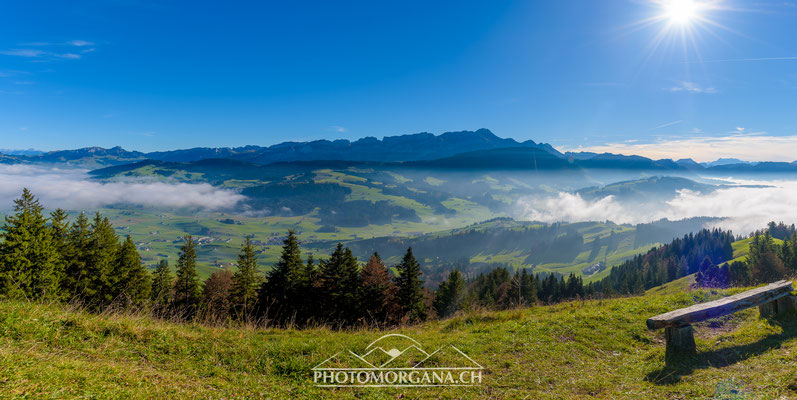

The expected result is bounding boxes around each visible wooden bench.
[646,280,796,359]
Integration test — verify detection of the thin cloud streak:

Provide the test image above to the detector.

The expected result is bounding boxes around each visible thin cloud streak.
[668,81,717,94]
[650,120,682,130]
[683,56,797,63]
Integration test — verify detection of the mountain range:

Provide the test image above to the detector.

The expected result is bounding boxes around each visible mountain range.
[2,128,795,173]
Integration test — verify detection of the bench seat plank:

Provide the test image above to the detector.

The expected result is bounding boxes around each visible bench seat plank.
[647,280,794,330]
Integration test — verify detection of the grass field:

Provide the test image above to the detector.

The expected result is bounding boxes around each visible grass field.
[724,236,785,265]
[3,280,797,399]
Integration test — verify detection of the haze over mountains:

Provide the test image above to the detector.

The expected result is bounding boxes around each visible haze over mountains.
[2,129,794,172]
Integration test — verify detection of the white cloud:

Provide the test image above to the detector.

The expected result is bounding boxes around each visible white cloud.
[515,178,797,235]
[515,192,629,224]
[67,40,94,47]
[0,165,244,211]
[1,40,94,61]
[668,81,717,94]
[22,40,94,47]
[558,133,797,162]
[1,49,46,57]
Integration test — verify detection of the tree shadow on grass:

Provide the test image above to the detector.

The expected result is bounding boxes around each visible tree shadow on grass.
[645,315,797,385]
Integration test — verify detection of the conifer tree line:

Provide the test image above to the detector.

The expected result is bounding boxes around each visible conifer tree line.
[2,190,796,329]
[0,190,585,326]
[0,189,151,309]
[592,225,797,294]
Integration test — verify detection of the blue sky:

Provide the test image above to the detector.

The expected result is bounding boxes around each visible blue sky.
[1,0,796,159]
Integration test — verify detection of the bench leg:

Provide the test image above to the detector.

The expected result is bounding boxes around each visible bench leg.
[665,324,696,360]
[759,300,779,317]
[776,295,797,314]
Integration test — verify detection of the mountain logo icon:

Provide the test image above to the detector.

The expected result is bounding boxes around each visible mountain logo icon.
[312,334,483,387]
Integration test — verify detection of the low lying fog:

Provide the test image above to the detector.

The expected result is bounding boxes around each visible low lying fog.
[3,164,796,235]
[0,164,245,211]
[515,177,797,234]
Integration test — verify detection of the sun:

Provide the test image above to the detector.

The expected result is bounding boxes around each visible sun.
[628,0,728,59]
[662,0,702,25]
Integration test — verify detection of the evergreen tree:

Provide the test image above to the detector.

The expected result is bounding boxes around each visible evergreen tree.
[113,236,151,307]
[779,233,797,272]
[394,247,426,322]
[258,231,305,323]
[151,259,173,310]
[752,252,788,284]
[230,237,262,320]
[359,253,397,324]
[49,208,70,294]
[566,273,584,298]
[434,268,465,318]
[0,189,60,300]
[63,212,92,299]
[86,212,119,308]
[728,260,751,286]
[318,243,362,325]
[201,270,233,322]
[173,235,201,316]
[520,269,537,304]
[302,254,320,320]
[505,270,525,308]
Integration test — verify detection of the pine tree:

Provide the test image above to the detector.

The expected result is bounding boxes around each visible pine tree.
[86,212,120,309]
[201,270,233,322]
[434,268,465,318]
[151,259,173,309]
[63,212,92,299]
[752,252,788,284]
[359,253,396,324]
[505,270,524,308]
[258,231,304,323]
[394,247,426,322]
[728,260,751,286]
[230,237,262,320]
[49,208,70,295]
[173,235,201,316]
[301,253,320,321]
[318,243,362,325]
[0,189,60,300]
[520,269,537,304]
[113,236,151,307]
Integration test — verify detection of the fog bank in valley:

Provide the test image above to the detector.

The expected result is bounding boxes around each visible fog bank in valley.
[0,165,245,211]
[515,178,797,234]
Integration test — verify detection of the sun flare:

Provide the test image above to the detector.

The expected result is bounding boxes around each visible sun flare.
[662,0,702,25]
[630,0,729,59]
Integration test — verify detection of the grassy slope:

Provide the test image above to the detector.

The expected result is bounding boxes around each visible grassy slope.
[3,282,797,399]
[725,237,785,265]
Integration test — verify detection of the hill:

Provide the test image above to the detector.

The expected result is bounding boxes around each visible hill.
[576,176,713,202]
[725,236,786,265]
[3,281,797,398]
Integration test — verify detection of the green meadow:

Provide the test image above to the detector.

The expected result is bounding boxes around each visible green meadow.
[3,277,797,399]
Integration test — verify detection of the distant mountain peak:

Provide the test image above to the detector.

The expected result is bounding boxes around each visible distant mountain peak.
[701,158,755,167]
[0,148,44,156]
